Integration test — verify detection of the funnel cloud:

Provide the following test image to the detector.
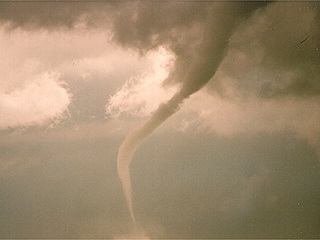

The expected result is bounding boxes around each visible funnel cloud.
[116,1,272,230]
[0,1,320,239]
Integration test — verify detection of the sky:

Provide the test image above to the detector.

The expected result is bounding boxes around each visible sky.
[0,1,320,239]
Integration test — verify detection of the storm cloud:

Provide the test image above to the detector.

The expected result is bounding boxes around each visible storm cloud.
[0,1,320,239]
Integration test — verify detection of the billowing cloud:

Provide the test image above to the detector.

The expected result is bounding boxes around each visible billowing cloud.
[172,90,320,153]
[0,72,70,129]
[106,47,177,119]
[0,15,154,129]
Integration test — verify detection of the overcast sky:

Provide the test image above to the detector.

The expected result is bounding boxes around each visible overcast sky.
[0,1,319,239]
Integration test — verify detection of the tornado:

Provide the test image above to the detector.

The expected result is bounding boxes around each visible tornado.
[116,1,271,232]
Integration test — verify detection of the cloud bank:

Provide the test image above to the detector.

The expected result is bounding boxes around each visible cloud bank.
[1,1,319,137]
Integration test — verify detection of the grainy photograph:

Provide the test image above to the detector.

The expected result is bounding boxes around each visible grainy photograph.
[0,1,319,239]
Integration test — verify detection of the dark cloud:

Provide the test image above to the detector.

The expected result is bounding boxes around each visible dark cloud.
[1,2,320,238]
[2,1,318,99]
[207,1,320,99]
[0,1,114,30]
[3,1,318,99]
[256,2,320,97]
[111,1,207,52]
[111,2,271,87]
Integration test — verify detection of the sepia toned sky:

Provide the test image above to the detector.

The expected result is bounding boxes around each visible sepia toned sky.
[0,1,319,239]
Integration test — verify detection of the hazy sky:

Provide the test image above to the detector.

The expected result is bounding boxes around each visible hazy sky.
[0,1,319,239]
